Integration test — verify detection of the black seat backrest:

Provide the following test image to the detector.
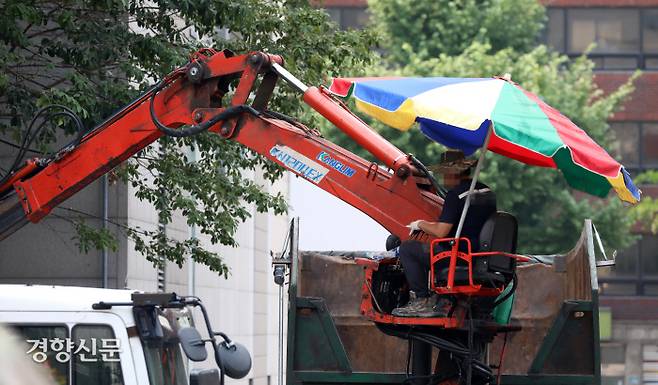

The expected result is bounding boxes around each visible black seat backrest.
[476,212,518,276]
[434,211,519,287]
[479,211,518,253]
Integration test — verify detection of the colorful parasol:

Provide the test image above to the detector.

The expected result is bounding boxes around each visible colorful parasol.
[329,76,641,205]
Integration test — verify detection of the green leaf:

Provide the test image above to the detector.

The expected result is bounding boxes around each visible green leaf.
[1,0,376,276]
[323,1,639,255]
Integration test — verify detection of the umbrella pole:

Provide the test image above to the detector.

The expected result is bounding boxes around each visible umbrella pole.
[454,124,492,240]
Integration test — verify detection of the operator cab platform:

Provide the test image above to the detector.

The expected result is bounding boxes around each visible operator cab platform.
[356,211,528,332]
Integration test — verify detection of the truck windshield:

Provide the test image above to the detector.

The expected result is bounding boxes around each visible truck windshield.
[142,309,191,385]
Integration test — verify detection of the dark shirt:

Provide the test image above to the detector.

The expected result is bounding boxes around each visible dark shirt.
[438,180,496,252]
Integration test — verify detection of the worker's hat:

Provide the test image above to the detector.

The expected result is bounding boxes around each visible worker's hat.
[431,150,477,174]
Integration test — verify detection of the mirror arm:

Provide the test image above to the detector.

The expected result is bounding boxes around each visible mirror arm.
[183,297,226,384]
[190,338,214,346]
[213,331,233,345]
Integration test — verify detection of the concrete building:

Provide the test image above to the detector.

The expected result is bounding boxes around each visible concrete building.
[540,2,658,384]
[319,1,658,384]
[0,148,291,385]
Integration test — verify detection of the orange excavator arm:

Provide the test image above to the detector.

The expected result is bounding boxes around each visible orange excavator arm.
[0,48,443,241]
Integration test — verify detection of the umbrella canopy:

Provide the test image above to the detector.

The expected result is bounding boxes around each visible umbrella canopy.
[329,76,641,205]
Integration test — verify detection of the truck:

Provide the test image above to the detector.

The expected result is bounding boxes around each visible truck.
[0,285,252,385]
[0,48,604,385]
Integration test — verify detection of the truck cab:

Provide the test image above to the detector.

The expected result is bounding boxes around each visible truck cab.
[0,285,231,385]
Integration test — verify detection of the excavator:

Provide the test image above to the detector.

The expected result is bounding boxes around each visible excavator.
[0,48,602,385]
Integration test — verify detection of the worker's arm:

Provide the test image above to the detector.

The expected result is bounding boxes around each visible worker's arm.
[408,187,460,238]
[417,221,453,238]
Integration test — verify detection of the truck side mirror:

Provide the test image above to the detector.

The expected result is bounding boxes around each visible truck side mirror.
[190,368,221,385]
[179,327,208,362]
[217,340,252,379]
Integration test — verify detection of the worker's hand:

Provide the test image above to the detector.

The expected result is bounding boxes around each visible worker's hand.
[406,220,423,235]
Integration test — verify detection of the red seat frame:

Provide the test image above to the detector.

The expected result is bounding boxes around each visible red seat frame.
[356,238,529,327]
[356,257,462,327]
[429,237,529,296]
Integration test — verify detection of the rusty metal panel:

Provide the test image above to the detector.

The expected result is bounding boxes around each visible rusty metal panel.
[490,224,596,374]
[298,252,408,372]
[298,252,364,317]
[488,263,565,374]
[297,222,599,377]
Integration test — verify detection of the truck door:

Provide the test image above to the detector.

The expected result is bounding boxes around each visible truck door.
[0,311,137,385]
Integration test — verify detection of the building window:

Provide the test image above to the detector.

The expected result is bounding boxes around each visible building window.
[545,8,658,70]
[644,345,658,384]
[599,235,658,296]
[601,343,625,385]
[546,8,566,52]
[324,7,369,30]
[602,343,625,362]
[612,122,640,168]
[602,344,625,363]
[611,122,658,173]
[643,123,658,168]
[643,10,658,54]
[568,9,640,54]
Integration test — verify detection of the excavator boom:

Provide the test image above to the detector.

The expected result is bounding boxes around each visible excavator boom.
[0,48,442,241]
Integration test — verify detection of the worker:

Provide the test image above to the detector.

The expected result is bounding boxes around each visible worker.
[392,150,496,318]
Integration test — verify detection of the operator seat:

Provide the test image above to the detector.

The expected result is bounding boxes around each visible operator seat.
[435,211,518,288]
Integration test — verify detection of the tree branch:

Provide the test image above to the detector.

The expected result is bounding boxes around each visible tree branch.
[5,67,50,89]
[26,27,64,39]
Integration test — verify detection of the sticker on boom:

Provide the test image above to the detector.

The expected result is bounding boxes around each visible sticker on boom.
[270,145,328,184]
[317,151,356,177]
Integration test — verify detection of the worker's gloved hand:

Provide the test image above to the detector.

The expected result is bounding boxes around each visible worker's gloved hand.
[406,220,423,235]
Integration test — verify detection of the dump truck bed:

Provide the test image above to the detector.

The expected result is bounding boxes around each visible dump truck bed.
[286,220,602,385]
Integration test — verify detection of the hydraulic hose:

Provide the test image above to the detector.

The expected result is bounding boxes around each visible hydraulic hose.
[149,81,259,138]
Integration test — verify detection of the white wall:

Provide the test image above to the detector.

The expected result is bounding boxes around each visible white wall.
[125,166,290,385]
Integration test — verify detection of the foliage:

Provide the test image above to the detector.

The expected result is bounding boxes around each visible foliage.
[401,47,639,254]
[73,221,118,254]
[0,0,377,274]
[325,1,639,254]
[368,0,545,64]
[631,171,658,234]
